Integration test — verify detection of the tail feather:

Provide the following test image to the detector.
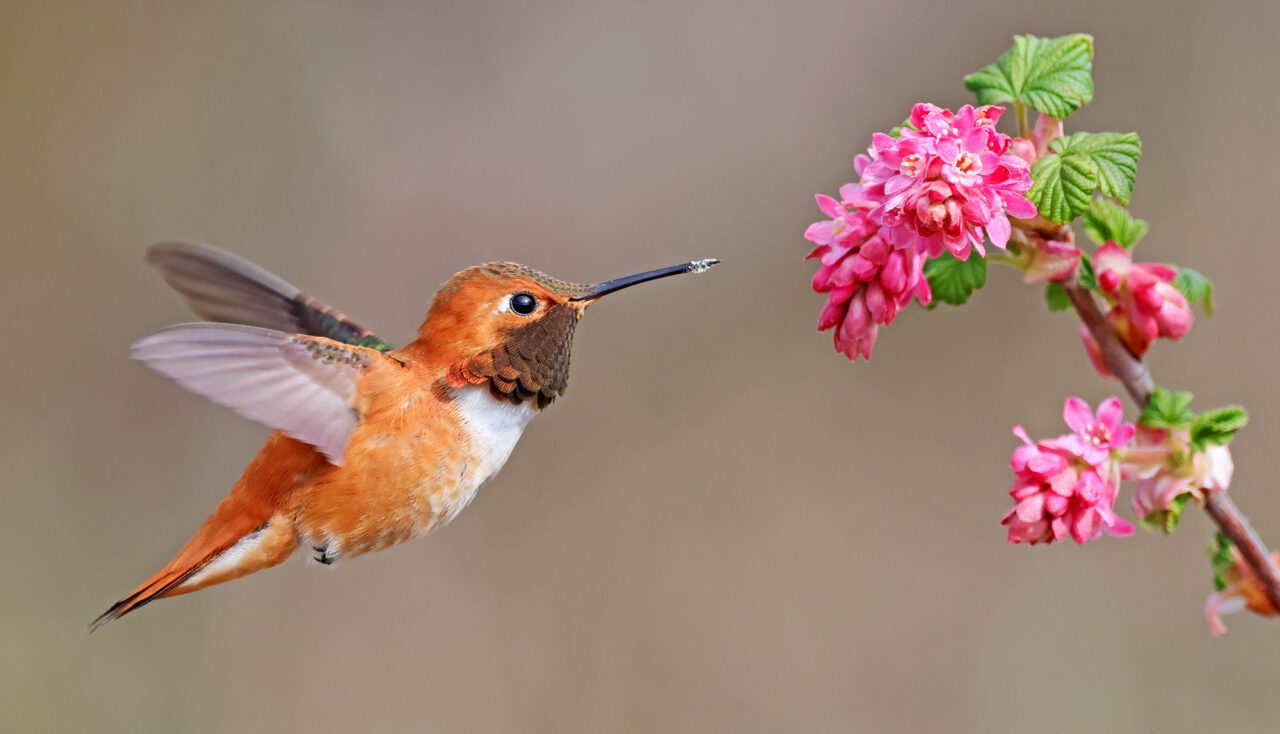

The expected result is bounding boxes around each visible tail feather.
[89,564,212,631]
[90,502,294,631]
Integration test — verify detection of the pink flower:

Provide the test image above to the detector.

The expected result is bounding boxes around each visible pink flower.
[856,104,1036,260]
[1002,397,1136,546]
[1022,238,1081,283]
[805,186,931,361]
[1057,396,1136,467]
[1093,243,1193,357]
[1205,548,1280,636]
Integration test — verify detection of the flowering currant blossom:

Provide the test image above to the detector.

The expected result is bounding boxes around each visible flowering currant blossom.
[1124,426,1234,523]
[1021,238,1081,284]
[856,104,1036,260]
[1080,243,1193,372]
[1003,397,1136,545]
[804,185,931,360]
[1204,547,1280,636]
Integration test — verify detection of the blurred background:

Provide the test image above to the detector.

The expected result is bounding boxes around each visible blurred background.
[4,1,1280,731]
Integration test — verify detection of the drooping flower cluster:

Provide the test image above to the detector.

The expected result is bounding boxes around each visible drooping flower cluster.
[805,185,932,360]
[803,104,1035,360]
[1003,397,1135,545]
[1080,243,1193,376]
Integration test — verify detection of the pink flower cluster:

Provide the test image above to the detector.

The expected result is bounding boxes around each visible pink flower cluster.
[1004,397,1135,545]
[805,185,931,360]
[1004,396,1239,576]
[1081,243,1193,376]
[804,104,1036,360]
[857,104,1036,260]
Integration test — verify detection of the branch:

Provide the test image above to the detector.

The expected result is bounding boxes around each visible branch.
[1065,282,1280,612]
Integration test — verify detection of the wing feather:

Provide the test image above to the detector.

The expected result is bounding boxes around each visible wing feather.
[132,323,379,465]
[146,242,394,351]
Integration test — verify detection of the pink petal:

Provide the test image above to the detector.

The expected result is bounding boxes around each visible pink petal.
[1096,397,1125,431]
[1062,397,1093,435]
[985,215,1011,249]
[815,194,843,219]
[1205,593,1245,637]
[1110,423,1135,448]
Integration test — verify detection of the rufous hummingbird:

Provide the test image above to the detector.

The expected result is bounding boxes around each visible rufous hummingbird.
[92,243,718,629]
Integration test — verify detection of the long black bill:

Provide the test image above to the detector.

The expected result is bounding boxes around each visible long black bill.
[569,259,721,301]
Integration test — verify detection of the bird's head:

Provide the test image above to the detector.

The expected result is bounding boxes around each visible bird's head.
[417,259,719,408]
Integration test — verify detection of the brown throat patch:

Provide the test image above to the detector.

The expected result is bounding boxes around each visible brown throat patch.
[448,303,579,409]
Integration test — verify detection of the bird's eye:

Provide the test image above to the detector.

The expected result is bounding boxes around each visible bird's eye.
[509,292,538,316]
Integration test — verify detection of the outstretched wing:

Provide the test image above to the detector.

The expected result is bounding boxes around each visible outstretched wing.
[133,323,382,465]
[146,242,394,352]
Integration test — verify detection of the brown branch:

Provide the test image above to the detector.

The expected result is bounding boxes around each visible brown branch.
[1065,282,1280,612]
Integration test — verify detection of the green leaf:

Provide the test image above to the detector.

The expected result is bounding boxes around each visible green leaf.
[1028,132,1142,224]
[923,252,988,306]
[1027,149,1097,224]
[964,34,1095,119]
[1078,253,1098,290]
[1056,132,1142,203]
[1044,282,1071,311]
[1174,266,1215,316]
[1141,493,1191,535]
[1082,198,1149,248]
[1140,386,1195,429]
[1190,406,1248,450]
[1208,532,1235,592]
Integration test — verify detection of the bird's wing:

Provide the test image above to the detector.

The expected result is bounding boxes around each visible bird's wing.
[146,241,395,352]
[132,323,386,465]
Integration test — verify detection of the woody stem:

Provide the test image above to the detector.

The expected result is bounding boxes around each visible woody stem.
[1063,280,1280,611]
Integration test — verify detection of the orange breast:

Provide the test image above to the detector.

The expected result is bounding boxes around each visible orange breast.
[288,363,494,560]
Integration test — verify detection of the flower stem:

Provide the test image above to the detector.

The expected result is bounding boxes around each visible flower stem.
[1064,281,1280,612]
[1014,102,1030,139]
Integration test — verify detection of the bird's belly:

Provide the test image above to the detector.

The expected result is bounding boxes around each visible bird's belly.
[295,386,535,561]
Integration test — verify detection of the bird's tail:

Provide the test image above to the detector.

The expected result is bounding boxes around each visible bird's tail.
[90,506,295,631]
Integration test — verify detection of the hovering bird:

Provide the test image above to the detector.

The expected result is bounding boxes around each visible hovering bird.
[92,243,718,629]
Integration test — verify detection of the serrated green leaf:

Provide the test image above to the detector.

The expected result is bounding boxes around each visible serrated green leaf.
[964,34,1095,119]
[1208,532,1235,592]
[1082,198,1149,248]
[1140,385,1196,429]
[1028,132,1142,224]
[1173,266,1215,316]
[1044,282,1071,311]
[1054,132,1142,203]
[923,252,988,306]
[1190,406,1248,450]
[1141,493,1191,535]
[1028,150,1097,223]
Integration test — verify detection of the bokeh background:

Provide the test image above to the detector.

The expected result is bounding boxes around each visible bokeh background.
[4,1,1280,732]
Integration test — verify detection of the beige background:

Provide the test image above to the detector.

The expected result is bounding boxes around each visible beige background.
[4,1,1280,732]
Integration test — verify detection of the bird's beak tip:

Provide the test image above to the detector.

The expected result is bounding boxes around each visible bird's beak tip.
[570,258,722,301]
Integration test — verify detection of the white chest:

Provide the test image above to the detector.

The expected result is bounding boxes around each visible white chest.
[452,385,537,488]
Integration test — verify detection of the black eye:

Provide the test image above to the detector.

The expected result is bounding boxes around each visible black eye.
[509,292,538,316]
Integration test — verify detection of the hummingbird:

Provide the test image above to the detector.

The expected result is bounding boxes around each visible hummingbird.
[92,242,718,629]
